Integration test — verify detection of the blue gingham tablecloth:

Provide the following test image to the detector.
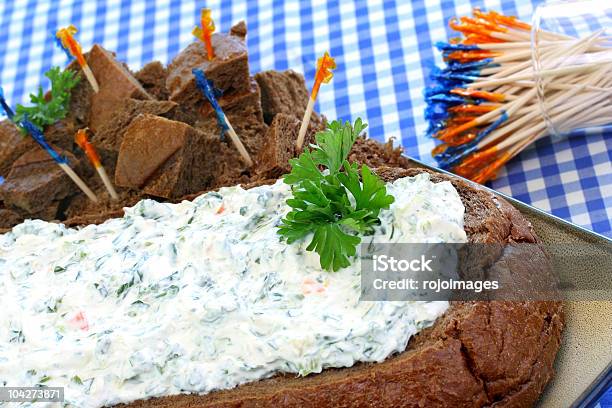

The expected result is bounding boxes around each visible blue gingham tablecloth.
[0,0,610,238]
[0,1,610,404]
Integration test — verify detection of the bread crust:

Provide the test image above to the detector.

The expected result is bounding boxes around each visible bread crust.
[111,167,563,408]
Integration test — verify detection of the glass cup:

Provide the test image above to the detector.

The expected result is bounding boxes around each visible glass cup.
[531,0,612,139]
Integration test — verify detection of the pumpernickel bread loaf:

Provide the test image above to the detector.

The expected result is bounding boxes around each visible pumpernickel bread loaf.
[1,165,563,406]
[106,167,563,408]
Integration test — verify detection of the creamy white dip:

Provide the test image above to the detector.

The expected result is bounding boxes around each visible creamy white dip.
[0,173,466,407]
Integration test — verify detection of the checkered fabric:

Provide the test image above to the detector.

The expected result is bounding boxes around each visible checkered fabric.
[0,0,609,239]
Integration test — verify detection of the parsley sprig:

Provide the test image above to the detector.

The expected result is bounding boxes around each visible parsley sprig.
[13,66,80,133]
[278,119,395,271]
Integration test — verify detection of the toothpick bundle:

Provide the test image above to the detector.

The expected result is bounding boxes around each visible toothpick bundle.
[427,9,611,183]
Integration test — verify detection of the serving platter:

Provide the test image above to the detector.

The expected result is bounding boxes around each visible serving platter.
[404,156,612,407]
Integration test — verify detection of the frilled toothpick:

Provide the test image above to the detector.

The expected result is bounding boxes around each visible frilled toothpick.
[192,68,253,167]
[192,8,215,61]
[75,128,118,200]
[56,25,99,93]
[296,52,336,151]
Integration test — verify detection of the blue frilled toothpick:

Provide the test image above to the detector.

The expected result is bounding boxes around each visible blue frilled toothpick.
[192,68,253,167]
[0,87,97,202]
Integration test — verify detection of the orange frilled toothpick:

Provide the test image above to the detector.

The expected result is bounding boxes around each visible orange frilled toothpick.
[56,25,99,93]
[75,129,118,200]
[192,8,216,60]
[296,52,336,151]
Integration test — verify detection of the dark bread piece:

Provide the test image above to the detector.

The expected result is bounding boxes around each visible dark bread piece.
[255,113,325,179]
[205,141,252,190]
[115,114,194,189]
[0,119,27,177]
[66,60,95,128]
[253,70,327,141]
[43,119,78,152]
[255,70,309,123]
[166,22,250,112]
[87,44,153,131]
[115,114,220,199]
[256,113,300,178]
[135,61,170,100]
[142,129,220,199]
[93,99,178,154]
[229,21,247,39]
[348,137,415,170]
[59,167,562,407]
[0,147,82,217]
[194,80,267,157]
[0,205,23,229]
